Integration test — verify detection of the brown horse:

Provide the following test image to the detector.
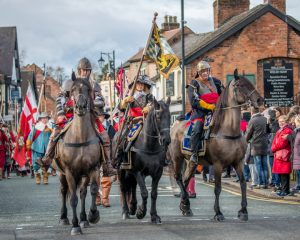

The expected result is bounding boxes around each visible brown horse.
[168,69,263,221]
[55,77,103,235]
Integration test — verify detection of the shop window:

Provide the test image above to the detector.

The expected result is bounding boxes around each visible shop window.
[166,73,175,96]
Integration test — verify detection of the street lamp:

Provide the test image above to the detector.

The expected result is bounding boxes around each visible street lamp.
[97,50,116,108]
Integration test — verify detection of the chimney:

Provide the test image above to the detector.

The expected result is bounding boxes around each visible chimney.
[213,0,250,29]
[264,0,286,14]
[161,15,180,32]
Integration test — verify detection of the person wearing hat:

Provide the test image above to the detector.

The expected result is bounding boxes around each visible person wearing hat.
[39,57,106,167]
[26,112,52,185]
[186,60,223,164]
[114,75,155,167]
[0,121,8,180]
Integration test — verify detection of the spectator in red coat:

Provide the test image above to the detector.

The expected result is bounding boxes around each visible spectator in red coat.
[271,115,293,197]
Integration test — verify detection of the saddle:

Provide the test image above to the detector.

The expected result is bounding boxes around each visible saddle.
[121,119,144,170]
[181,112,214,157]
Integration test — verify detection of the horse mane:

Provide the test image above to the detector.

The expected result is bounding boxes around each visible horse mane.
[212,82,231,134]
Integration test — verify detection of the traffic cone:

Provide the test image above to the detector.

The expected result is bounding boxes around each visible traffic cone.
[101,177,112,207]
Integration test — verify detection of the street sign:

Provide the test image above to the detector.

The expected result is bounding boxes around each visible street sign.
[263,59,293,107]
[11,89,20,100]
[3,115,13,121]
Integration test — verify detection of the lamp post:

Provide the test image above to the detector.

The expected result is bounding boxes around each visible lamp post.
[181,0,186,114]
[98,51,116,108]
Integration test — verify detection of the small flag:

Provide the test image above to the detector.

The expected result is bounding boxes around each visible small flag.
[145,23,180,79]
[13,84,38,167]
[115,67,124,99]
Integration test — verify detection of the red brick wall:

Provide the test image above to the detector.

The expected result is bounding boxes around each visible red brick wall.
[185,12,300,111]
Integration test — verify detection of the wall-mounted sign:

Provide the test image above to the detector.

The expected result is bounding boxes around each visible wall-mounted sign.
[263,59,293,107]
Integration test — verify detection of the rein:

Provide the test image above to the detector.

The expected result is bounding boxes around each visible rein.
[210,133,242,140]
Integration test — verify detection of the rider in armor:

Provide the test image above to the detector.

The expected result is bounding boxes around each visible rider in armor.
[187,60,223,164]
[39,58,114,174]
[114,75,154,166]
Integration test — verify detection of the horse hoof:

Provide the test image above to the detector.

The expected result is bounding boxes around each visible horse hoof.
[214,214,225,222]
[183,209,193,217]
[238,211,248,221]
[136,206,147,219]
[151,215,162,224]
[129,206,137,215]
[71,227,82,236]
[80,220,90,228]
[122,212,130,220]
[59,218,70,225]
[88,210,100,224]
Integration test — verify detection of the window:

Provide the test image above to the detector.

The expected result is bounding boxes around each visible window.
[177,70,182,98]
[226,74,256,86]
[166,73,175,96]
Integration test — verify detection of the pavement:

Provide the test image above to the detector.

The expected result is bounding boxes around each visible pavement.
[195,174,300,203]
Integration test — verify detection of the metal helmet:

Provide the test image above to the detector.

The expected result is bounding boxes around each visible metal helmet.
[77,57,92,70]
[62,79,73,92]
[196,60,211,72]
[137,75,155,88]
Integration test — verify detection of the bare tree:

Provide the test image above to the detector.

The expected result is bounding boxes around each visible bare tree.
[19,49,27,67]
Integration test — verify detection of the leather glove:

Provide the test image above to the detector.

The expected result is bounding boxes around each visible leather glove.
[120,96,134,109]
[142,106,150,114]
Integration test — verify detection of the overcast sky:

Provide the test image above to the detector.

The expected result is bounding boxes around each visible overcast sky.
[0,0,299,76]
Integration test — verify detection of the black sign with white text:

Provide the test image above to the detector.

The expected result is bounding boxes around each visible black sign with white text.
[263,60,293,107]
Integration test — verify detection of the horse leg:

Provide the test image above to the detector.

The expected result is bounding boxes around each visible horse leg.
[120,170,130,220]
[233,162,248,221]
[59,174,70,225]
[128,175,137,216]
[135,172,148,219]
[150,168,163,224]
[213,163,225,221]
[79,177,90,228]
[65,171,81,235]
[180,161,197,216]
[88,170,100,224]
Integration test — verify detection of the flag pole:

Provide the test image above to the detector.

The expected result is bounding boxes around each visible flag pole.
[113,12,158,159]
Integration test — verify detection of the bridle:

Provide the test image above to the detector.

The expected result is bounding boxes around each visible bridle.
[143,105,170,146]
[72,83,91,115]
[220,78,256,110]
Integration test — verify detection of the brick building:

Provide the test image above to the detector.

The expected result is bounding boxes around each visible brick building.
[21,64,61,117]
[179,0,300,111]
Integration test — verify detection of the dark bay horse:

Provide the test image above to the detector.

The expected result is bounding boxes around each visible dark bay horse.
[55,77,103,235]
[168,70,263,221]
[112,98,171,224]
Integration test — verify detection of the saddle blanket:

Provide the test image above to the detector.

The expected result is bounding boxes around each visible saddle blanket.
[181,112,214,156]
[127,122,143,142]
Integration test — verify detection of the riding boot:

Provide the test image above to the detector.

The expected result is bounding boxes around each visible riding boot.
[100,131,117,176]
[96,176,101,206]
[38,128,61,167]
[35,173,41,185]
[0,168,3,180]
[101,176,112,207]
[190,121,204,164]
[43,170,49,185]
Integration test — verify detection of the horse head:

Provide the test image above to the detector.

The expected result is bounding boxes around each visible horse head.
[152,97,171,147]
[71,76,93,116]
[231,69,264,108]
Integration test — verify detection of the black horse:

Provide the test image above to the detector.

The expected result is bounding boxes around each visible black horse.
[112,98,171,224]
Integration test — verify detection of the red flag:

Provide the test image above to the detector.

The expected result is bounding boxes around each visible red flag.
[115,67,124,99]
[13,85,38,167]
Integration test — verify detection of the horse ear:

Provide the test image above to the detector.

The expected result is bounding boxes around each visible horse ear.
[154,98,160,110]
[166,96,171,106]
[234,69,239,80]
[71,71,76,81]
